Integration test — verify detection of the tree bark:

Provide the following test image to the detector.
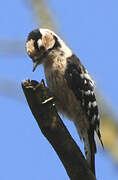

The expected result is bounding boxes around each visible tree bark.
[22,79,96,180]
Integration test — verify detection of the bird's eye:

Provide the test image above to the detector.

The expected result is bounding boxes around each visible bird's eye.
[34,40,45,51]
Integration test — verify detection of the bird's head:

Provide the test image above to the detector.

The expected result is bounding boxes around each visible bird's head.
[26,28,61,71]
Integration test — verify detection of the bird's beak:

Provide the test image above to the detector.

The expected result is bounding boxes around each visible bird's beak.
[32,48,47,72]
[32,61,39,72]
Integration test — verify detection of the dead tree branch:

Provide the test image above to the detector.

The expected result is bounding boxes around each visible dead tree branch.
[22,79,96,180]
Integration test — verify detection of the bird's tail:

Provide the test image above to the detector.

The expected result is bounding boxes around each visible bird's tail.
[74,121,97,176]
[84,128,96,176]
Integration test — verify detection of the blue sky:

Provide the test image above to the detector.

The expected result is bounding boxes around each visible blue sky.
[0,0,118,179]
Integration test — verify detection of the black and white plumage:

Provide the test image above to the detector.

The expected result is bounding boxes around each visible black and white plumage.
[26,28,103,175]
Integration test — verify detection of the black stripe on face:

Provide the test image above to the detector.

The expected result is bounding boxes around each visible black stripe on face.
[53,36,61,49]
[48,35,61,51]
[27,29,42,49]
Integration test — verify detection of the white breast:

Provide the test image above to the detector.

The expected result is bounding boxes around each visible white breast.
[44,57,89,137]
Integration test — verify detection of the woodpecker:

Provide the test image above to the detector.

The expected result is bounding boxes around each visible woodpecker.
[26,28,103,175]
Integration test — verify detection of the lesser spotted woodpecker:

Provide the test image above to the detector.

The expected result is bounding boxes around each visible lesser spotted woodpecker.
[26,28,103,175]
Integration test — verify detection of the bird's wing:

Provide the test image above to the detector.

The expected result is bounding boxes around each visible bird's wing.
[65,54,98,127]
[65,54,103,145]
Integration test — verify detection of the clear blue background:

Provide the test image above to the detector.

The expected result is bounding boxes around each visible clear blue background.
[0,0,118,179]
